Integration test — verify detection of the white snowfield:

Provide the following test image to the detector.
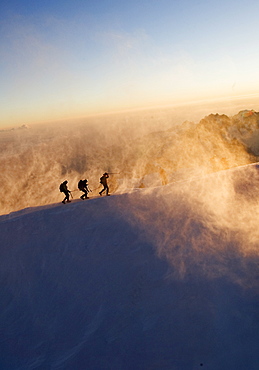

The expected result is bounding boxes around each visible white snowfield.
[0,164,259,370]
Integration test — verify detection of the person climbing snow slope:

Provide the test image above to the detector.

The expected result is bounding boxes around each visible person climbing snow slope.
[59,180,71,204]
[99,173,110,196]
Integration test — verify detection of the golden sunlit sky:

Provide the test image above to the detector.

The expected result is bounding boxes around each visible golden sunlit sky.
[1,0,259,128]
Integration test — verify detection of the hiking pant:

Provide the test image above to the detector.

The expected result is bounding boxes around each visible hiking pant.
[80,190,88,199]
[63,191,70,202]
[100,184,109,196]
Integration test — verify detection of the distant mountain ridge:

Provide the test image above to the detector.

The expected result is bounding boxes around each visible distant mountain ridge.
[0,124,29,133]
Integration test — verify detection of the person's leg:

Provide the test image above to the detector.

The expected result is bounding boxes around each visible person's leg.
[65,191,70,202]
[106,185,109,196]
[81,190,88,199]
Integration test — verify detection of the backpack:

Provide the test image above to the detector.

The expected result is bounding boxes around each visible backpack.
[59,183,65,192]
[78,180,84,190]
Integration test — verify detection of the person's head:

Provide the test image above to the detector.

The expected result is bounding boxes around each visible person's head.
[64,180,68,184]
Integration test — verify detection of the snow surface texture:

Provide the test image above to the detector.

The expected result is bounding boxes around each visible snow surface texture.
[0,164,258,369]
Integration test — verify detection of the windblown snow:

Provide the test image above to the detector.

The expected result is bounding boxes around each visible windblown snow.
[1,109,259,216]
[0,164,258,370]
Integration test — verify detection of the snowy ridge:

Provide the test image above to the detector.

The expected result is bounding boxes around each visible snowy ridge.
[0,165,259,369]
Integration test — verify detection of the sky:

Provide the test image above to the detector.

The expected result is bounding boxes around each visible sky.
[1,0,259,127]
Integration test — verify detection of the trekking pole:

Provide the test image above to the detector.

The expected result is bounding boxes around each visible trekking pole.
[91,185,101,191]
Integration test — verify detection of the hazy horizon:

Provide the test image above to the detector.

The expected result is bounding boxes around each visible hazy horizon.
[1,94,259,130]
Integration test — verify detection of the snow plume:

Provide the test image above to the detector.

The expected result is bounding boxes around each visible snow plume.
[1,108,259,216]
[122,164,259,287]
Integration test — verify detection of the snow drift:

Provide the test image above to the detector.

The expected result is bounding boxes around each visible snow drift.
[0,164,258,369]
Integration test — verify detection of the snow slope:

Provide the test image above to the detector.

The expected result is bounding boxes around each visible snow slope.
[0,165,259,369]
